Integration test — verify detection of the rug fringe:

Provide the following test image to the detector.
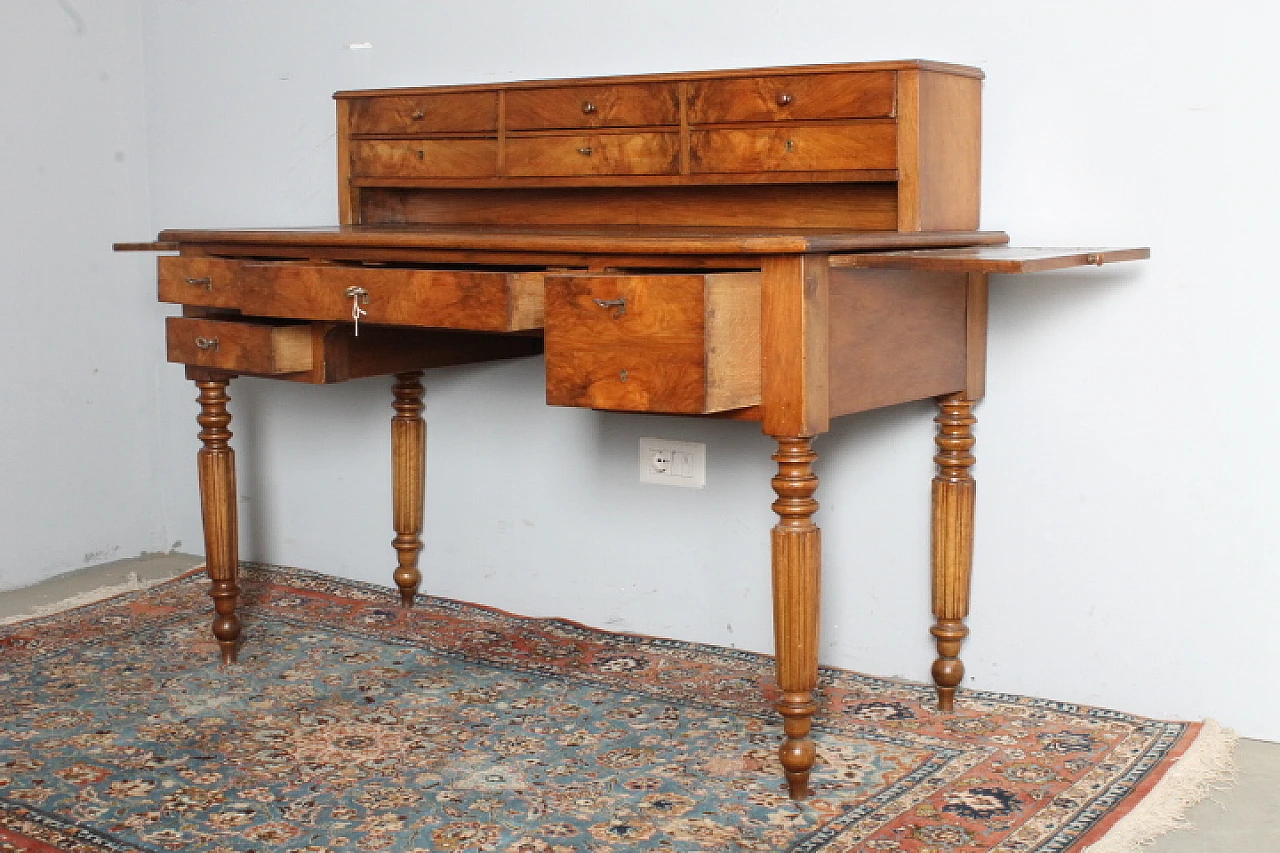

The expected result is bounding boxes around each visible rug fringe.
[1084,719,1239,853]
[0,572,164,625]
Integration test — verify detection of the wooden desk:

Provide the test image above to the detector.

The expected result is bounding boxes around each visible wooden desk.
[122,61,1147,800]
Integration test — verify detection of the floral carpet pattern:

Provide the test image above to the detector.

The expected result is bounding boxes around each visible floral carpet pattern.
[0,565,1195,852]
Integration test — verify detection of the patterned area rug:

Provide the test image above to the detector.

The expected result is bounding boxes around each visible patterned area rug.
[0,565,1220,852]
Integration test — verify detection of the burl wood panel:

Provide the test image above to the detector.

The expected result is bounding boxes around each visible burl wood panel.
[158,257,545,333]
[505,83,680,129]
[690,123,897,174]
[827,267,968,416]
[687,71,896,123]
[359,184,898,230]
[352,139,499,179]
[505,133,681,177]
[347,92,499,134]
[166,317,312,374]
[544,272,761,413]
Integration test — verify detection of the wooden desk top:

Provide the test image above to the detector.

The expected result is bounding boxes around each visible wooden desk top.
[150,224,1010,256]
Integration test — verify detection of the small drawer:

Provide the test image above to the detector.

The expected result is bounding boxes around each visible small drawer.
[544,272,761,414]
[166,317,312,374]
[505,133,680,177]
[352,139,499,178]
[687,71,897,123]
[689,123,897,174]
[505,83,680,130]
[159,257,545,333]
[347,93,498,134]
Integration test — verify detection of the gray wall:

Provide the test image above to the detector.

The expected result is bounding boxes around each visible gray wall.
[0,1,168,586]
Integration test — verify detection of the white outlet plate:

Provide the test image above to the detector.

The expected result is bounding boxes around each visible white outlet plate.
[638,437,706,488]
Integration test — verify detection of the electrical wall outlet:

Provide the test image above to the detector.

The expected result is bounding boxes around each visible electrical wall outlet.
[638,437,706,488]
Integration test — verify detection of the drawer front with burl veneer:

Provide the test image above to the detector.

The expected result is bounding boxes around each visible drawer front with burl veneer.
[544,272,761,414]
[347,92,499,135]
[158,257,544,332]
[505,133,681,177]
[352,139,499,178]
[690,123,897,173]
[687,71,897,123]
[506,83,680,130]
[166,317,312,374]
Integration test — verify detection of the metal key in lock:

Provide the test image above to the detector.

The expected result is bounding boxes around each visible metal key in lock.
[345,286,370,335]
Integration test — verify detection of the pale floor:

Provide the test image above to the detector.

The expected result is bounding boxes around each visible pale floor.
[1,555,1276,851]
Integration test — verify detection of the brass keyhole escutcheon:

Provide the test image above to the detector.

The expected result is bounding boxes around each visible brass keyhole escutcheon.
[195,337,220,352]
[619,369,629,383]
[184,276,213,291]
[785,139,796,153]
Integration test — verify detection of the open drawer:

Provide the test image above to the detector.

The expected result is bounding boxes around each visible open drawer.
[544,271,761,414]
[159,257,545,333]
[167,317,312,375]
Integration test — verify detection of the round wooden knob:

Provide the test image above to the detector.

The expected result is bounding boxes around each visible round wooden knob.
[410,109,426,120]
[577,146,593,156]
[582,101,597,114]
[777,93,793,106]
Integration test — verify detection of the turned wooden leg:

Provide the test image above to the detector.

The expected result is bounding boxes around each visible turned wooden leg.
[391,371,426,607]
[931,395,977,711]
[770,436,821,800]
[195,379,240,665]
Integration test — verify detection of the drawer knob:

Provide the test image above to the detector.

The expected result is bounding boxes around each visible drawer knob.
[619,369,629,383]
[592,297,626,319]
[582,101,597,114]
[184,276,213,291]
[410,109,426,120]
[194,336,220,352]
[577,146,593,156]
[777,93,794,107]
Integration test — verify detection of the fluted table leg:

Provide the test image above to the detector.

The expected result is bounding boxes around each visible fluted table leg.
[770,436,821,800]
[195,378,240,665]
[391,371,425,607]
[930,394,977,711]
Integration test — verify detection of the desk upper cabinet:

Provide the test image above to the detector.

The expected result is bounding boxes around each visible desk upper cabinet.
[337,60,981,232]
[120,60,1148,802]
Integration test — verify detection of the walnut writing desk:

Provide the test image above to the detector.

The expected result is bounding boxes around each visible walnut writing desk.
[120,61,1148,799]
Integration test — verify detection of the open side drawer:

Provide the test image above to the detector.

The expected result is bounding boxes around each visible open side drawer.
[159,257,545,332]
[544,271,761,414]
[167,317,312,374]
